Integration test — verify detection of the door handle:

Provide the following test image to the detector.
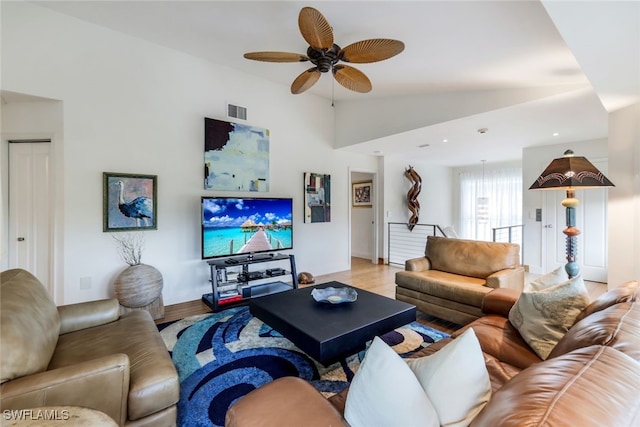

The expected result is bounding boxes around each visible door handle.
[17,237,25,241]
[544,224,553,229]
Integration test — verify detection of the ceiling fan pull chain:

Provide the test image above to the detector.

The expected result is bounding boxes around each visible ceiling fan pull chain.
[331,77,335,107]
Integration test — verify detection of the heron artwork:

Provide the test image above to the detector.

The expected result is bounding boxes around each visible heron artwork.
[116,180,153,227]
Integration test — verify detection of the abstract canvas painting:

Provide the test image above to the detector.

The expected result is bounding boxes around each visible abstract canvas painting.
[204,117,270,191]
[304,172,331,223]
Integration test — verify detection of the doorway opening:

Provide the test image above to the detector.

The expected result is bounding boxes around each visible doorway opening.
[349,170,378,266]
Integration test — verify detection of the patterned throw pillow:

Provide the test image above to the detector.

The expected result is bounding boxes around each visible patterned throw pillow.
[509,268,590,359]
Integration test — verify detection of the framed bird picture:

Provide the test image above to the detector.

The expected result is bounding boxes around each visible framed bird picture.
[103,172,157,232]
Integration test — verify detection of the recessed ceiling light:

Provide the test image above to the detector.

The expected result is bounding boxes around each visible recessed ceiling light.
[442,139,448,143]
[373,150,384,155]
[553,132,559,136]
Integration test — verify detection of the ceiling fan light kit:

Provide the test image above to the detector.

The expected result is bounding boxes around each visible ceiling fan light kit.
[243,6,404,95]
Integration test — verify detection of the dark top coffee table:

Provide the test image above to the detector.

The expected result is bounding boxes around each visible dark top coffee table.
[249,281,416,365]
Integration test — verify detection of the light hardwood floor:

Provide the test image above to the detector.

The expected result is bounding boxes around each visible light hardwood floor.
[156,257,402,324]
[157,257,461,333]
[157,257,607,335]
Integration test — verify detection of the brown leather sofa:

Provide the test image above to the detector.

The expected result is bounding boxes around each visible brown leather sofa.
[0,269,179,426]
[395,235,524,324]
[225,280,640,427]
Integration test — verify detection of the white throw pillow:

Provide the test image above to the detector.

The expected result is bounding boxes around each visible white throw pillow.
[344,336,439,427]
[442,225,459,239]
[406,328,491,427]
[508,269,590,360]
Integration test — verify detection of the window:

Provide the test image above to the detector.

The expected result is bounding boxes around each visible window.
[459,166,522,241]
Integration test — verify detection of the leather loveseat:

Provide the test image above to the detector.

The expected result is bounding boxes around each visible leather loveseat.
[395,235,524,324]
[225,280,640,427]
[0,269,179,426]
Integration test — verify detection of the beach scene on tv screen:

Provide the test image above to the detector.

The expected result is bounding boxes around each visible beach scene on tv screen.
[203,198,293,258]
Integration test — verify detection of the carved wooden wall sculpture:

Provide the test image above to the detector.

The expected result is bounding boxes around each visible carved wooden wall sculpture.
[405,165,422,231]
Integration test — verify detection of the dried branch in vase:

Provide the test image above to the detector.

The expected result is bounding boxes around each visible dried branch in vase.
[112,232,145,266]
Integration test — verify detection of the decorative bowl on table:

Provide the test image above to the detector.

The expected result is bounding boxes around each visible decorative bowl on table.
[311,287,358,304]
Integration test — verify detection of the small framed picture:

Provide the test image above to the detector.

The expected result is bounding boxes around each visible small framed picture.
[103,172,157,232]
[352,181,372,207]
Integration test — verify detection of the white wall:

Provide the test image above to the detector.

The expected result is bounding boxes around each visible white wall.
[381,156,453,261]
[522,139,609,276]
[608,103,640,286]
[1,2,378,305]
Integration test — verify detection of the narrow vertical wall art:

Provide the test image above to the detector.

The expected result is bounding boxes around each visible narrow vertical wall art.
[404,165,422,231]
[304,172,331,223]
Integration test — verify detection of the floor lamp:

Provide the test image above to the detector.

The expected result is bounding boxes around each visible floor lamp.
[529,150,614,279]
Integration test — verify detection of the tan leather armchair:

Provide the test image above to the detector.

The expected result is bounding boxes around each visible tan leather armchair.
[396,236,524,324]
[0,269,179,426]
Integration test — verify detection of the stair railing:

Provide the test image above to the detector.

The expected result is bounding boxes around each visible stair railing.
[492,224,524,264]
[387,222,446,266]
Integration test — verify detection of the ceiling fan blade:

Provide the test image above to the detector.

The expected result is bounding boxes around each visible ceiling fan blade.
[333,65,372,93]
[291,67,322,94]
[298,7,334,50]
[340,39,405,63]
[244,52,309,63]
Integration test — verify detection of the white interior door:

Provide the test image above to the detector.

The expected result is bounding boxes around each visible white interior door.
[544,161,609,282]
[8,141,53,292]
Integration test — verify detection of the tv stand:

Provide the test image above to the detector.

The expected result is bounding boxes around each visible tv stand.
[202,253,298,312]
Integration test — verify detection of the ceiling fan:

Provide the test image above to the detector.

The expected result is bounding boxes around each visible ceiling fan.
[243,7,405,95]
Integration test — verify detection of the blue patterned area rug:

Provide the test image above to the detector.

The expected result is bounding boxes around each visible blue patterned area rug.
[158,306,449,427]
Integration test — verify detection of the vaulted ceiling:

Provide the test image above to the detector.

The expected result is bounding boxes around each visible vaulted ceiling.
[29,1,640,166]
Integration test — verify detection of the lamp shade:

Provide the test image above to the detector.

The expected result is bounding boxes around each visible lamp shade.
[529,150,614,190]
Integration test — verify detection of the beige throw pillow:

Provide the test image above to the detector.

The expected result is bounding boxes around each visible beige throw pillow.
[527,266,567,290]
[509,268,590,359]
[406,328,492,427]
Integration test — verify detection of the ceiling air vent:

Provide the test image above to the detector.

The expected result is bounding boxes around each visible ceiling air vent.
[227,103,247,120]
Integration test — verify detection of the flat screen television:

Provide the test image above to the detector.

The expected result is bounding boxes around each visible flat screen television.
[201,197,293,260]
